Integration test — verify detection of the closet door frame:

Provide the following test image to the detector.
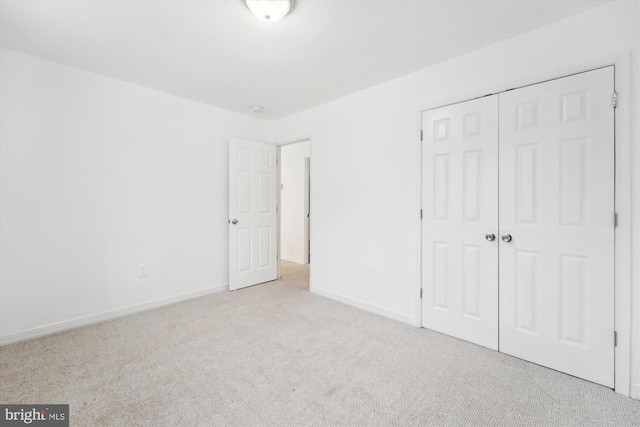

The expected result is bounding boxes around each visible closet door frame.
[416,52,633,397]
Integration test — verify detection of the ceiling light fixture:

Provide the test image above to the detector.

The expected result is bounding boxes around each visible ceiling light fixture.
[251,106,263,113]
[245,0,291,23]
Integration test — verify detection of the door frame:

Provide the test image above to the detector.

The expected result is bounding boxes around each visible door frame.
[276,138,313,277]
[417,52,633,396]
[304,156,311,264]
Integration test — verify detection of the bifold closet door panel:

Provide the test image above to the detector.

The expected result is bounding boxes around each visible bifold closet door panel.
[498,67,615,387]
[421,95,499,351]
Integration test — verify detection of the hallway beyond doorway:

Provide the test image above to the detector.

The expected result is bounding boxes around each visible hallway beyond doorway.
[281,259,309,277]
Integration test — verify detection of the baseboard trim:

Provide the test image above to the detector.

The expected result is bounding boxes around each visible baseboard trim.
[631,383,640,400]
[281,255,306,264]
[0,283,229,346]
[311,286,416,325]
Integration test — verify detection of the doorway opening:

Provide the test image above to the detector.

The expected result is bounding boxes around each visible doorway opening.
[278,140,311,286]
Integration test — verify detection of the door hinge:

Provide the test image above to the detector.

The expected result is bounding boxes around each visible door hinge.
[614,331,618,347]
[614,212,618,228]
[420,130,423,141]
[420,288,423,299]
[420,209,423,220]
[613,92,618,108]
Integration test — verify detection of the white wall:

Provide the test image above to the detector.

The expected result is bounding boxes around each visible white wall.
[280,141,311,264]
[274,0,639,396]
[0,48,273,342]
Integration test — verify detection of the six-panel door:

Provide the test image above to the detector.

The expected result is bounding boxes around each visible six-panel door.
[498,67,615,387]
[422,95,500,351]
[229,139,278,291]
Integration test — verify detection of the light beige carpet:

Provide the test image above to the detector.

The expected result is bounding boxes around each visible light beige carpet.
[1,268,639,426]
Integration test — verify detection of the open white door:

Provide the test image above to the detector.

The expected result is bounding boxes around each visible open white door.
[229,139,278,291]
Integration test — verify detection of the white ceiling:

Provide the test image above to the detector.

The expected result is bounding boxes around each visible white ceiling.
[0,0,610,120]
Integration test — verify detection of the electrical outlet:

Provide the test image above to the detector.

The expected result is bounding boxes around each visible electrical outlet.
[139,264,149,277]
[368,266,374,277]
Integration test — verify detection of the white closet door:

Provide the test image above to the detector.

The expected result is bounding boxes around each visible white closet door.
[422,95,499,350]
[229,139,278,291]
[499,67,615,387]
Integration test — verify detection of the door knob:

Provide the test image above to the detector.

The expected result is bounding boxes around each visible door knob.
[231,219,238,225]
[501,234,512,242]
[485,233,496,241]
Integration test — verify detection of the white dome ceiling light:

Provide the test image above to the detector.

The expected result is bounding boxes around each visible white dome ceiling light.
[245,0,292,23]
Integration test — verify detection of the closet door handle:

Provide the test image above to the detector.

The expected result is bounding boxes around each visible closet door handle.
[501,234,512,243]
[485,233,496,241]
